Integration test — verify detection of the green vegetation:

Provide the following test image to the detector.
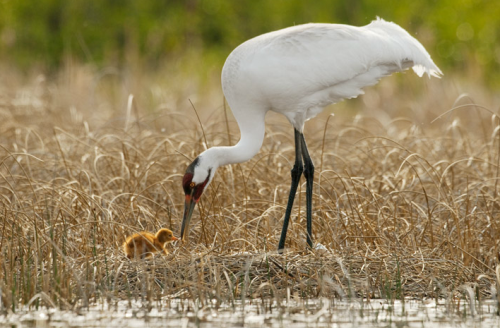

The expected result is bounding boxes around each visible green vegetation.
[0,0,499,84]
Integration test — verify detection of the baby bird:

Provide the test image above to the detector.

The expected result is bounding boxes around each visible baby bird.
[123,228,178,259]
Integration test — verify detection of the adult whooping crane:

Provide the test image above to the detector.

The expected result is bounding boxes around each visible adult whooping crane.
[180,18,441,251]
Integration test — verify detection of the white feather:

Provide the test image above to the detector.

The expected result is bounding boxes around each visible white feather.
[191,18,441,185]
[222,18,441,131]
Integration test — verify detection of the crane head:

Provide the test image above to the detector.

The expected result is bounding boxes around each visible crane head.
[180,157,212,242]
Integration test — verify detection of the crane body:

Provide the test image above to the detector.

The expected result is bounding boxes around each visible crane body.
[180,18,441,251]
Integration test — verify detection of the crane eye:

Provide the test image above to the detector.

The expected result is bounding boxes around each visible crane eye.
[190,182,195,188]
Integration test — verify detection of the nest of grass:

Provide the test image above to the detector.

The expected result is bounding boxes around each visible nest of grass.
[0,70,499,311]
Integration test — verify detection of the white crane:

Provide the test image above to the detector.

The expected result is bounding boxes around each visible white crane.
[180,18,441,251]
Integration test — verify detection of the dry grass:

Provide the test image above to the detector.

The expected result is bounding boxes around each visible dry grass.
[0,66,499,314]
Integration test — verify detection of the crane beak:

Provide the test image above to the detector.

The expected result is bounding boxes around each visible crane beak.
[180,193,196,241]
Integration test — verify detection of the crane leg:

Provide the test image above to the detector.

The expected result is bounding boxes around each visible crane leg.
[278,129,303,252]
[300,134,314,248]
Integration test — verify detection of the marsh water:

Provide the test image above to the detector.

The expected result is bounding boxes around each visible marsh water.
[3,298,500,328]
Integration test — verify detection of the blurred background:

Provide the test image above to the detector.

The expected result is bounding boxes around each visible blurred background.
[1,0,498,82]
[0,0,498,128]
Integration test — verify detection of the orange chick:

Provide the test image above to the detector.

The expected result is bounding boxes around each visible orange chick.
[123,228,178,259]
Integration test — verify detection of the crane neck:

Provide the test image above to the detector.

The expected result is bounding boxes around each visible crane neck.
[198,107,266,169]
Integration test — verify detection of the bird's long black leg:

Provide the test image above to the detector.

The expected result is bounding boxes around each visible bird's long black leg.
[278,129,303,252]
[300,133,314,248]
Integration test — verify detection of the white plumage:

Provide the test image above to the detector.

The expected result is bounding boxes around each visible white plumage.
[180,18,441,249]
[222,18,440,131]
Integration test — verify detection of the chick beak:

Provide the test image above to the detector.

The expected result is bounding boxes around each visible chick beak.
[171,236,179,241]
[180,192,196,241]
